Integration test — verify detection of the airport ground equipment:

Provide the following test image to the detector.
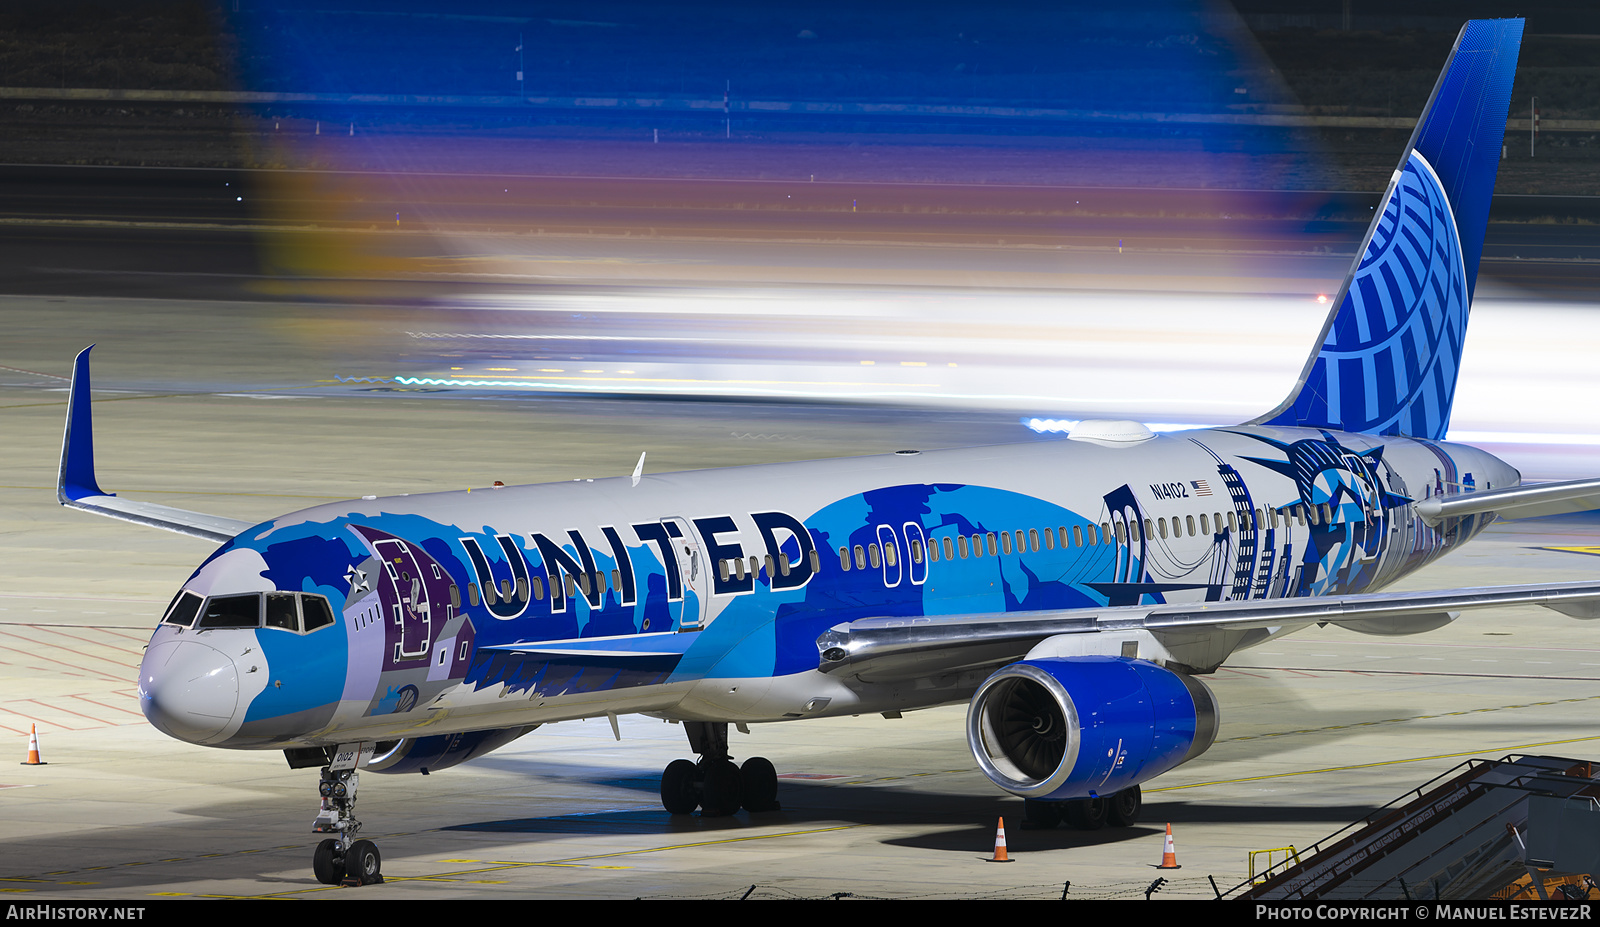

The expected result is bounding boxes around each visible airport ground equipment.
[1230,754,1600,901]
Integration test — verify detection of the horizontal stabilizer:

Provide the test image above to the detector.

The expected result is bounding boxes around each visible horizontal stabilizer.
[57,346,253,544]
[1415,477,1600,525]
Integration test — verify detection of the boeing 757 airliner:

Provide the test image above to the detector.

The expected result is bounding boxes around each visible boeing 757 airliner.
[55,19,1600,885]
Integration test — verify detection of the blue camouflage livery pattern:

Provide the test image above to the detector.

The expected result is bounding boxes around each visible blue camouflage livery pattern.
[151,424,1513,751]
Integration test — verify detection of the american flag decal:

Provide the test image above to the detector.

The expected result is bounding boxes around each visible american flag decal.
[1191,479,1213,496]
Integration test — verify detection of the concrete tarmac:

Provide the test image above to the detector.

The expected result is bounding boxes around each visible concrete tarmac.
[3,294,1600,900]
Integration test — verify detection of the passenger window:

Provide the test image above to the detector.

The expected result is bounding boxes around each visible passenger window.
[468,583,480,607]
[197,593,261,629]
[958,535,969,559]
[985,533,996,557]
[839,547,850,571]
[1157,518,1168,540]
[517,577,530,602]
[162,591,203,627]
[1185,515,1194,537]
[1029,529,1039,552]
[564,574,577,597]
[1199,514,1209,535]
[884,544,896,567]
[1227,512,1236,532]
[265,593,300,632]
[750,556,760,578]
[810,550,822,573]
[1321,503,1332,523]
[943,536,955,560]
[779,553,792,576]
[612,569,622,591]
[911,540,923,564]
[1072,525,1084,547]
[301,595,335,632]
[734,557,746,580]
[869,544,882,569]
[927,539,939,563]
[1001,531,1013,555]
[532,577,545,601]
[1115,522,1127,544]
[500,579,512,601]
[449,583,461,608]
[854,545,867,570]
[578,573,592,595]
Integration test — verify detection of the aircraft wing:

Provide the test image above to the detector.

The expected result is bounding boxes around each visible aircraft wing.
[57,346,253,545]
[816,580,1600,682]
[1416,478,1600,525]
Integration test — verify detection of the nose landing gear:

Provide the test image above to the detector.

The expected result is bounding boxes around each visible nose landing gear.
[311,765,384,886]
[658,721,781,817]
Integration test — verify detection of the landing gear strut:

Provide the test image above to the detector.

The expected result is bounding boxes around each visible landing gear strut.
[311,764,384,885]
[659,721,781,816]
[1025,785,1142,831]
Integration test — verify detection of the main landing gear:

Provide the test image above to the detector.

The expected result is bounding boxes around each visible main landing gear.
[1023,785,1143,831]
[659,721,781,816]
[311,765,384,886]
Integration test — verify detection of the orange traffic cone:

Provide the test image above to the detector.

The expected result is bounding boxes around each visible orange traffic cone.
[1157,822,1181,869]
[986,816,1013,863]
[21,725,45,766]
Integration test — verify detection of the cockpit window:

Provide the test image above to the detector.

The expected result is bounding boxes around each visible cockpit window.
[265,593,300,632]
[162,591,203,627]
[197,593,262,629]
[301,595,335,632]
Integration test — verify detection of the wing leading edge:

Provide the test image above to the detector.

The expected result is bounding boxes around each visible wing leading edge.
[57,346,253,544]
[1416,478,1600,525]
[817,581,1600,682]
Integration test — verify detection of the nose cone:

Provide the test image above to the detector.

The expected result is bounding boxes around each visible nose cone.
[139,640,240,744]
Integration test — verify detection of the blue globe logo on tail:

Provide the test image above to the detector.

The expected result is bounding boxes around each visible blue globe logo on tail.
[1273,152,1467,440]
[1255,18,1522,443]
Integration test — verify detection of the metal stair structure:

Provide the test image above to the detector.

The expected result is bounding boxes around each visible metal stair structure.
[1227,754,1600,901]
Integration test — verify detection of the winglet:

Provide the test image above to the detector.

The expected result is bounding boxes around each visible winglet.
[58,345,110,503]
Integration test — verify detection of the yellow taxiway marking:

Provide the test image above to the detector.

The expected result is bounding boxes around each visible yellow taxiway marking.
[1149,733,1600,794]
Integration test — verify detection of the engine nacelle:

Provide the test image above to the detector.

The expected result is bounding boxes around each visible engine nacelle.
[366,725,538,775]
[966,656,1218,801]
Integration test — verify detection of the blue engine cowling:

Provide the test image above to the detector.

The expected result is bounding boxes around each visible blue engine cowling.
[365,725,538,775]
[966,657,1218,801]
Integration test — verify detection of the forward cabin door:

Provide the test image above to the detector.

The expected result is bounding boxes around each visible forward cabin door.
[661,516,709,631]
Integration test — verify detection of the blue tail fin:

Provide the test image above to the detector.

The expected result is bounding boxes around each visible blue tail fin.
[1254,19,1523,441]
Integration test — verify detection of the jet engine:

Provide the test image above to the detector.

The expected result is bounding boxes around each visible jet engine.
[966,656,1218,801]
[366,725,538,775]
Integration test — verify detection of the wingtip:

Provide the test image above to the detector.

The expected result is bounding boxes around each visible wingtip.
[58,345,108,503]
